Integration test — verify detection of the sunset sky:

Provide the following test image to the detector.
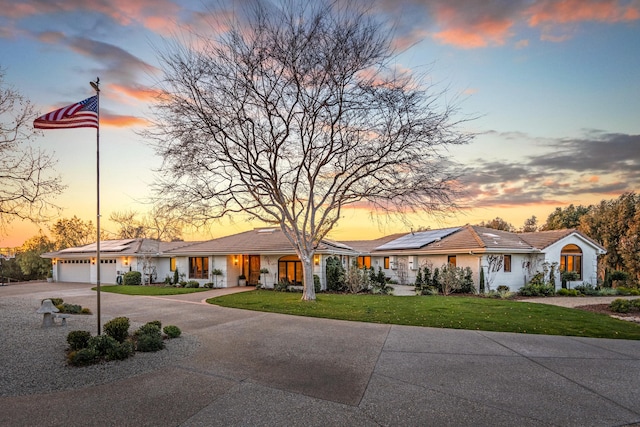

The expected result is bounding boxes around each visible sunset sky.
[1,0,639,247]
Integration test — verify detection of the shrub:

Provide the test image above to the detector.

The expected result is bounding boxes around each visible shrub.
[313,274,321,293]
[88,334,119,357]
[519,283,555,297]
[67,330,92,351]
[597,287,618,296]
[325,256,346,292]
[631,299,640,310]
[616,287,640,296]
[147,320,162,329]
[204,282,214,288]
[57,303,83,314]
[106,340,135,361]
[274,278,291,292]
[67,348,98,366]
[163,325,182,338]
[135,322,162,337]
[136,333,165,352]
[103,317,130,343]
[186,280,200,288]
[81,307,92,314]
[123,271,142,285]
[574,284,598,296]
[496,285,510,293]
[609,299,631,313]
[557,288,579,297]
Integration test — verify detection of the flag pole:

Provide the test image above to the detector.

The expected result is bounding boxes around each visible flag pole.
[90,77,101,335]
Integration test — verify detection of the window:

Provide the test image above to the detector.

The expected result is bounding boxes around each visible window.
[357,256,371,269]
[504,255,511,272]
[384,257,390,269]
[278,255,303,284]
[560,244,582,280]
[189,257,208,279]
[448,255,457,267]
[170,257,176,271]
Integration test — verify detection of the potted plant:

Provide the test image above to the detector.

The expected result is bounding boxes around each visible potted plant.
[259,268,269,286]
[47,270,53,283]
[238,274,247,286]
[211,268,223,288]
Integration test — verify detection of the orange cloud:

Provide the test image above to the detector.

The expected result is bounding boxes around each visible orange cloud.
[528,0,640,26]
[587,175,600,183]
[431,5,515,48]
[101,113,149,128]
[108,83,163,103]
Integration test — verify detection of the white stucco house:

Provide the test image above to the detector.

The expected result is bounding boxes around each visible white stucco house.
[42,225,605,292]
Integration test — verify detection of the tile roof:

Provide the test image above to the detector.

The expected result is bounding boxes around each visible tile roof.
[164,228,356,255]
[341,233,406,253]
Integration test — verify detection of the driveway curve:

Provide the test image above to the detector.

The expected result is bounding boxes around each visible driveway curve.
[1,282,639,426]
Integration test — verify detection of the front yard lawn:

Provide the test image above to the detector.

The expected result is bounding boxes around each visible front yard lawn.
[207,291,640,340]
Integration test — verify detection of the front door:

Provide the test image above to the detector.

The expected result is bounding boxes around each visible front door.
[248,255,261,285]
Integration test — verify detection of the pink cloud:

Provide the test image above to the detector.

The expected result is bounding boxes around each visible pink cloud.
[527,0,640,26]
[430,4,516,48]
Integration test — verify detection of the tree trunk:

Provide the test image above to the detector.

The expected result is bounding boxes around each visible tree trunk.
[300,253,316,301]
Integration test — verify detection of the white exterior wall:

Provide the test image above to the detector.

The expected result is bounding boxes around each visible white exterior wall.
[480,253,538,292]
[543,235,600,287]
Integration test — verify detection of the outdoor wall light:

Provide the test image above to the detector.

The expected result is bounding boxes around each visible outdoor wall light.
[91,258,96,265]
[52,259,57,265]
[123,257,129,266]
[233,255,239,265]
[314,254,320,266]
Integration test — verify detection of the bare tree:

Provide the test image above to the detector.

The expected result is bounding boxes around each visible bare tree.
[110,207,184,241]
[0,68,64,232]
[148,2,472,300]
[483,254,504,292]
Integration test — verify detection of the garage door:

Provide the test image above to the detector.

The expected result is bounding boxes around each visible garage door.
[58,259,91,283]
[99,259,117,284]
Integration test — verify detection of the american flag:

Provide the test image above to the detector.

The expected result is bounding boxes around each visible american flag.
[34,96,99,129]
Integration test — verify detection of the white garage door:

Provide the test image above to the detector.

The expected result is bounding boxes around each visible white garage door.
[58,259,91,283]
[99,259,117,284]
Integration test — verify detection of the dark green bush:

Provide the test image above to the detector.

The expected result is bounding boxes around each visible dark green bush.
[609,299,631,313]
[136,333,165,352]
[57,303,83,314]
[103,317,130,343]
[519,283,555,297]
[123,271,142,285]
[67,348,98,366]
[616,287,640,296]
[147,320,162,329]
[88,334,119,357]
[313,274,321,293]
[496,285,510,293]
[106,340,135,361]
[67,330,92,351]
[136,322,162,337]
[574,284,598,296]
[163,325,181,338]
[186,280,200,288]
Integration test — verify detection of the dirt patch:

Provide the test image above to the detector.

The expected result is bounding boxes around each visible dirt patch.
[575,304,640,324]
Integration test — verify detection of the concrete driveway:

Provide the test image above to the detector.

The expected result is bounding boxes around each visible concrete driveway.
[1,282,639,426]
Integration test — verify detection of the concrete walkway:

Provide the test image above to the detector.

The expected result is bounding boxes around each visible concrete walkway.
[2,282,639,426]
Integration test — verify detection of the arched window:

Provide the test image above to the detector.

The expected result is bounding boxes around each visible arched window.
[278,255,303,284]
[560,244,582,280]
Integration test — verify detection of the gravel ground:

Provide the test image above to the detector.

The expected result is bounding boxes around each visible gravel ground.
[0,296,199,397]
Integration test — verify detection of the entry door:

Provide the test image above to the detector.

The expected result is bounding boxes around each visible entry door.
[248,255,261,285]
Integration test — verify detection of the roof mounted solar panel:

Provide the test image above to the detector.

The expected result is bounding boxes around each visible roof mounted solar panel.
[375,227,461,250]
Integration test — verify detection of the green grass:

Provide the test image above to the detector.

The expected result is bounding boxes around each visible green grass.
[96,285,212,296]
[207,291,640,340]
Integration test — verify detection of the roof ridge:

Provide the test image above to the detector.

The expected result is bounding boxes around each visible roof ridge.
[467,225,487,248]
